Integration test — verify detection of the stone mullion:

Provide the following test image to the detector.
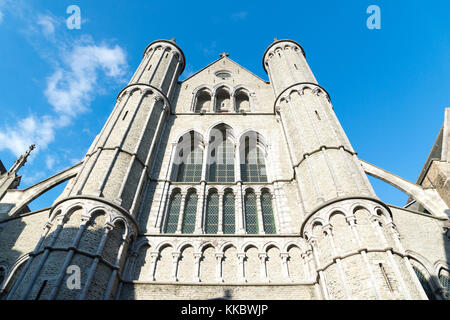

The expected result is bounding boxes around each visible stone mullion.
[369,216,412,299]
[21,218,66,300]
[171,252,181,282]
[48,217,90,299]
[237,252,246,283]
[301,252,311,280]
[280,252,290,282]
[193,253,202,282]
[217,192,224,234]
[176,192,187,234]
[148,252,159,281]
[346,216,382,299]
[259,253,269,282]
[255,191,265,234]
[156,143,177,231]
[77,224,112,300]
[236,183,245,234]
[195,182,206,233]
[272,183,284,233]
[216,253,224,283]
[309,239,330,300]
[323,224,352,299]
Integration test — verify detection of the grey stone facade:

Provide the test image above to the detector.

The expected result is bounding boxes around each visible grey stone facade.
[0,39,448,300]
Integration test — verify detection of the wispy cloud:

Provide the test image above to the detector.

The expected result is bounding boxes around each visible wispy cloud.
[0,4,128,159]
[37,14,59,38]
[45,42,127,117]
[202,41,217,56]
[231,11,248,21]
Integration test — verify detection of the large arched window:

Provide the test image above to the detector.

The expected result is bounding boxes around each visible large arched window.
[164,189,182,233]
[172,131,203,182]
[181,190,197,234]
[195,89,211,112]
[205,189,219,234]
[240,132,267,182]
[235,89,250,112]
[261,189,276,234]
[208,124,235,182]
[244,190,258,234]
[223,189,235,234]
[215,87,231,112]
[412,266,435,300]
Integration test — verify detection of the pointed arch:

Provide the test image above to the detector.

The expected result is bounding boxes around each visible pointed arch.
[208,123,235,182]
[171,131,204,182]
[239,131,268,182]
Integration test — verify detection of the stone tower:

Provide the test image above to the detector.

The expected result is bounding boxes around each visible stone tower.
[1,39,448,300]
[5,40,185,300]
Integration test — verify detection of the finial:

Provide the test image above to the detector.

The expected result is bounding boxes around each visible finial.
[170,38,176,43]
[219,52,229,58]
[9,144,36,174]
[273,37,278,42]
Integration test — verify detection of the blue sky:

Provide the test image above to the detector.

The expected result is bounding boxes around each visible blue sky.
[0,0,448,210]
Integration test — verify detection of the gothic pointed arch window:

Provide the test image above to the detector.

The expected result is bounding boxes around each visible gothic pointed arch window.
[181,189,197,234]
[240,132,267,182]
[164,189,182,233]
[205,189,219,234]
[412,266,435,300]
[208,124,235,182]
[172,131,203,182]
[244,189,258,234]
[223,189,235,234]
[261,189,276,234]
[215,87,231,112]
[195,89,211,112]
[235,89,250,112]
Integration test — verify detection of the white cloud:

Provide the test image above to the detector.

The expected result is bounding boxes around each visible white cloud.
[37,14,57,37]
[45,43,127,117]
[0,42,128,157]
[45,154,56,170]
[231,11,248,21]
[0,115,57,157]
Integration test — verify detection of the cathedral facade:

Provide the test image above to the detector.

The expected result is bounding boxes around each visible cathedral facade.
[0,39,449,300]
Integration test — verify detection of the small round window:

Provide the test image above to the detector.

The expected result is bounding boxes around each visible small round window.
[215,71,231,79]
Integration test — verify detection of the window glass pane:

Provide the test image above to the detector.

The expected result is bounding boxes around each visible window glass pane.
[241,139,267,182]
[182,192,197,234]
[209,138,235,182]
[164,191,181,233]
[261,191,276,234]
[245,191,258,234]
[223,192,235,234]
[174,133,203,182]
[205,192,219,234]
[413,266,435,300]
